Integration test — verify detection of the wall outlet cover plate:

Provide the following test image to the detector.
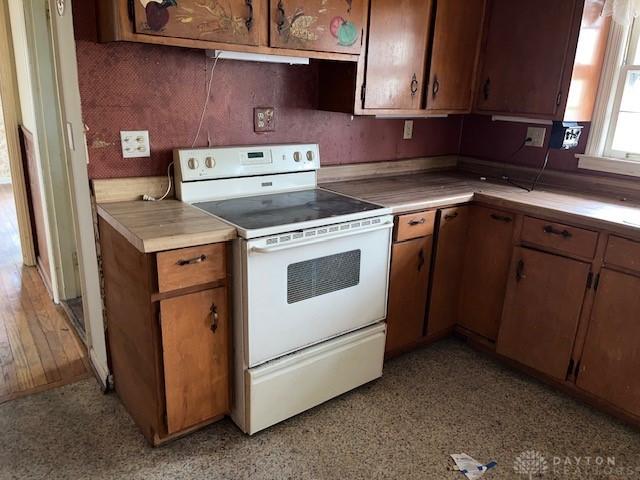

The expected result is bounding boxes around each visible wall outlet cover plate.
[254,107,275,133]
[525,126,546,148]
[121,130,150,158]
[403,120,414,140]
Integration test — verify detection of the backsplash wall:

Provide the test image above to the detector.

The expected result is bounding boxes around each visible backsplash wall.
[73,2,462,179]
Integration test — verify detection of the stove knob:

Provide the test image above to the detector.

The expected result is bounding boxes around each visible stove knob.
[205,156,215,168]
[293,151,301,162]
[187,158,199,170]
[306,150,314,162]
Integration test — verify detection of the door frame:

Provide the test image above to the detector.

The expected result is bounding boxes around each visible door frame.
[0,0,36,266]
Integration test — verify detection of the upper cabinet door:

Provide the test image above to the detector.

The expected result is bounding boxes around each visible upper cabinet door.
[364,0,434,110]
[426,0,485,112]
[133,0,262,46]
[269,0,365,53]
[475,0,579,117]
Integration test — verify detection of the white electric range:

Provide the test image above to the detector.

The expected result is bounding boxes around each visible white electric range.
[175,143,392,434]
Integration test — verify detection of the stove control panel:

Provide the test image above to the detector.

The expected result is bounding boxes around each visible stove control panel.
[174,144,320,182]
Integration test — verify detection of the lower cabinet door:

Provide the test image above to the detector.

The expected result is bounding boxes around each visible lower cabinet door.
[496,247,590,380]
[577,269,640,417]
[160,287,229,434]
[386,236,432,353]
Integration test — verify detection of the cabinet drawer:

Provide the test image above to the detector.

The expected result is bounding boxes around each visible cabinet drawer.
[605,236,640,273]
[157,244,226,293]
[394,210,436,242]
[521,216,598,259]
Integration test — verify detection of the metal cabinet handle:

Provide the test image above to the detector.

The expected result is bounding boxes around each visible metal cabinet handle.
[516,259,526,282]
[418,248,425,272]
[483,77,491,101]
[543,225,572,238]
[490,213,512,223]
[408,218,426,226]
[176,254,207,266]
[432,77,440,99]
[210,304,219,333]
[443,212,458,221]
[276,0,286,33]
[245,0,253,30]
[410,73,419,97]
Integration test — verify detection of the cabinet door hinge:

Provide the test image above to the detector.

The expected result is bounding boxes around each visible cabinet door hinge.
[586,271,594,289]
[566,358,575,379]
[360,83,366,102]
[593,273,601,291]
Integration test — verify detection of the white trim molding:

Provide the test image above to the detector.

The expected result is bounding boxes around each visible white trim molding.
[577,153,640,177]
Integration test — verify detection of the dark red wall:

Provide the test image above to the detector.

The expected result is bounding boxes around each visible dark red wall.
[73,2,462,179]
[460,115,589,173]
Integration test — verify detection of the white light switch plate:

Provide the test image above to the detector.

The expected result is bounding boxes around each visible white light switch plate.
[121,130,150,158]
[525,127,546,148]
[403,120,414,140]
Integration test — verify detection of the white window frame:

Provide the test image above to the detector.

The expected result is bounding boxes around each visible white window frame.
[578,17,640,176]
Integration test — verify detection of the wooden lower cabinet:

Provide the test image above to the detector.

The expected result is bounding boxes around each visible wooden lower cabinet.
[426,206,469,336]
[386,235,432,354]
[160,288,229,434]
[577,269,640,417]
[496,247,590,380]
[457,206,515,340]
[99,218,230,445]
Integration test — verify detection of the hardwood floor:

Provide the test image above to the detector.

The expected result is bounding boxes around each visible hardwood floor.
[0,183,89,404]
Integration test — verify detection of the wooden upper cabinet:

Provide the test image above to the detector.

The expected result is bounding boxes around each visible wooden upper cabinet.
[269,0,364,53]
[160,287,230,434]
[577,269,640,418]
[496,247,590,381]
[425,0,485,112]
[427,206,469,336]
[364,0,434,109]
[386,235,432,354]
[475,0,579,117]
[457,206,515,341]
[132,0,262,45]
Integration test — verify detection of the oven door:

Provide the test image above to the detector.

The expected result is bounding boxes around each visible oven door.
[243,217,392,367]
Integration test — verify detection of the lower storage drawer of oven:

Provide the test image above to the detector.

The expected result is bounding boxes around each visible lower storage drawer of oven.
[244,322,386,435]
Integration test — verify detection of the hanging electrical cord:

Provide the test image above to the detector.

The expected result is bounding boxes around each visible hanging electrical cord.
[499,136,532,192]
[529,147,551,192]
[144,54,221,202]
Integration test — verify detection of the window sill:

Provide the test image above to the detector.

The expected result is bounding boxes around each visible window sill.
[576,154,640,178]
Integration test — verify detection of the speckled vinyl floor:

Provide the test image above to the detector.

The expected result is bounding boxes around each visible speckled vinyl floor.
[1,339,639,480]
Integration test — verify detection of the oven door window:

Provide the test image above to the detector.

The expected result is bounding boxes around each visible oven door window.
[287,250,361,304]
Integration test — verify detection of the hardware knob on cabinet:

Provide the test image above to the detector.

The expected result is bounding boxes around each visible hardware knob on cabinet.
[276,0,286,33]
[483,77,491,101]
[176,254,207,266]
[543,225,572,238]
[187,158,199,170]
[444,212,458,221]
[516,259,526,282]
[490,213,512,223]
[417,248,425,272]
[408,218,426,226]
[432,77,440,99]
[210,304,219,333]
[410,74,419,97]
[245,0,253,30]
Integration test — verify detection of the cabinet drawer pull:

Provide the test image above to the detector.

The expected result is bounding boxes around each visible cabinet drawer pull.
[408,218,426,226]
[490,213,512,223]
[210,304,219,333]
[543,225,572,238]
[176,254,207,266]
[410,73,419,97]
[276,0,286,33]
[245,0,253,30]
[483,77,491,101]
[443,212,458,221]
[432,77,440,98]
[516,259,526,282]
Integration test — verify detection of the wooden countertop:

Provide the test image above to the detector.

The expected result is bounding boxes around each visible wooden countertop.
[97,200,237,253]
[322,172,640,237]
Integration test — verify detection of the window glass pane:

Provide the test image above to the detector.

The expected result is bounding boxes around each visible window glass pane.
[612,71,640,154]
[634,19,640,65]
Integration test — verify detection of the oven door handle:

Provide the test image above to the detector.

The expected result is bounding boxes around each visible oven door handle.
[249,222,393,254]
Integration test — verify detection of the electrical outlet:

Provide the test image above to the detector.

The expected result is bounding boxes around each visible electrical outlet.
[121,130,150,158]
[254,107,275,133]
[525,127,546,148]
[403,120,414,140]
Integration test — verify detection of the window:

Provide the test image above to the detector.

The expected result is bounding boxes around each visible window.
[579,17,640,176]
[605,18,640,159]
